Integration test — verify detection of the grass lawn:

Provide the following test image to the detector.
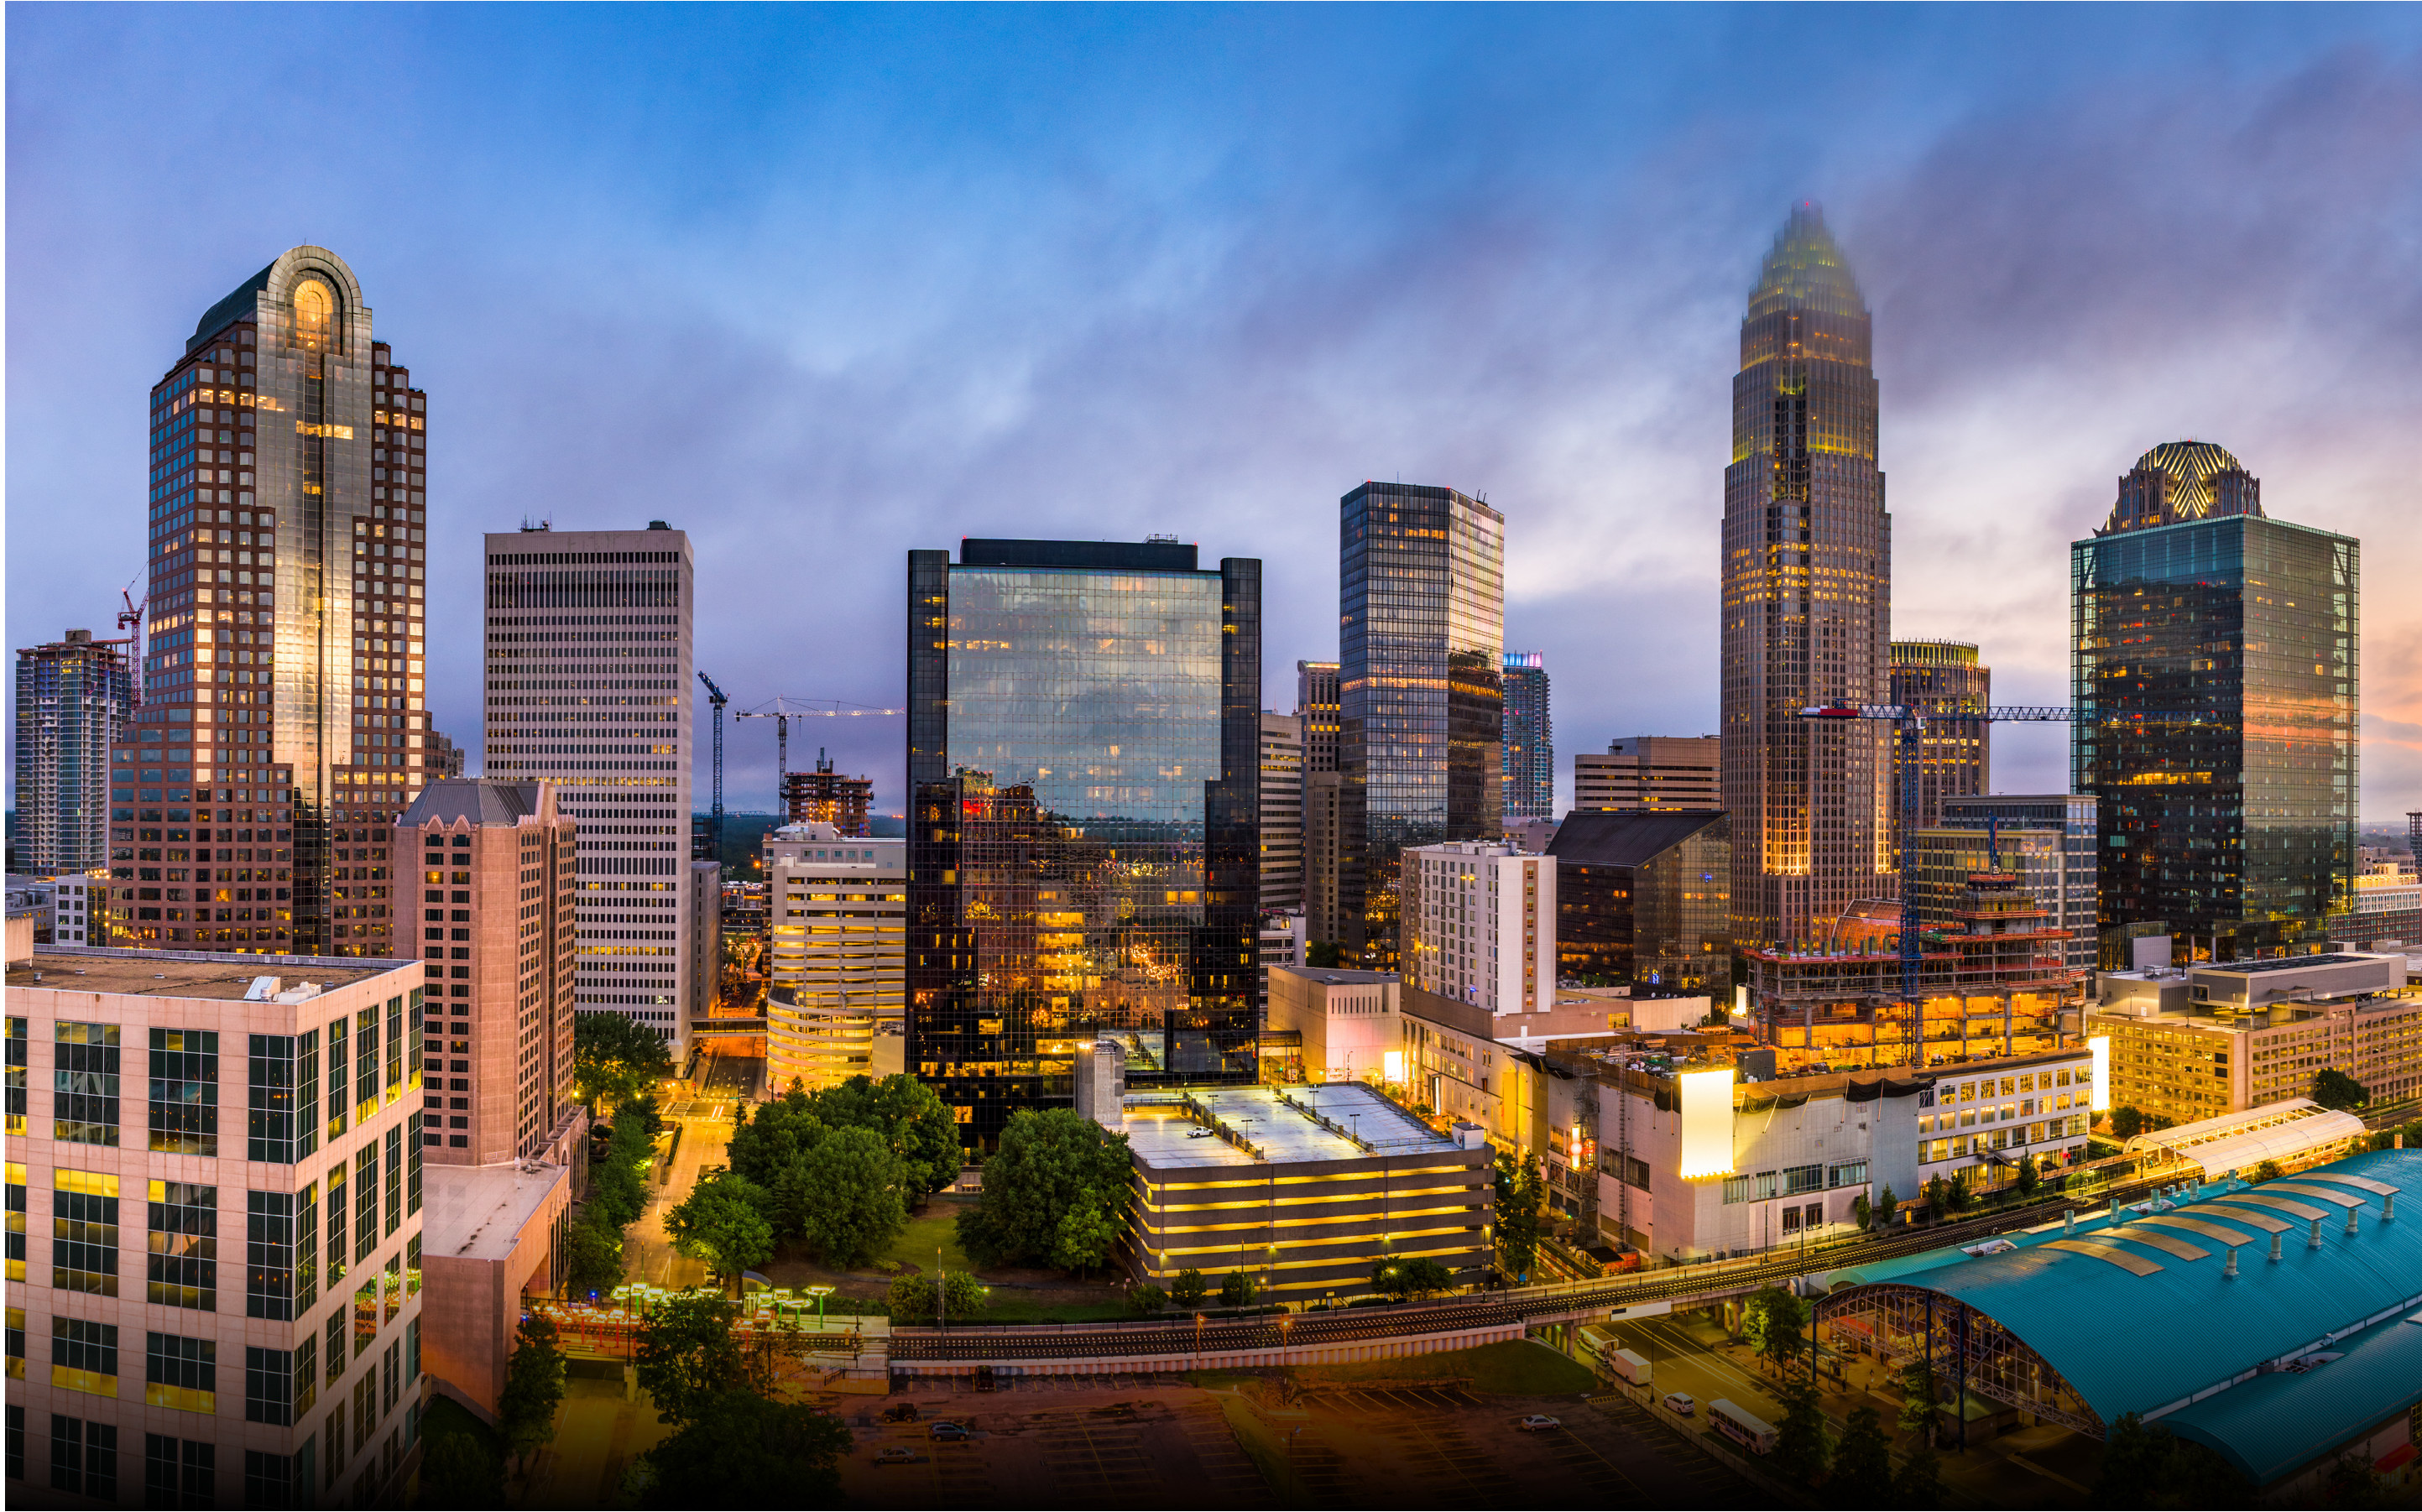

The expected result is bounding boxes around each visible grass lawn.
[874,1204,973,1276]
[973,1295,1135,1325]
[1304,1339,1595,1396]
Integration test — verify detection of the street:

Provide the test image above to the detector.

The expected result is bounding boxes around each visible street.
[617,1045,763,1291]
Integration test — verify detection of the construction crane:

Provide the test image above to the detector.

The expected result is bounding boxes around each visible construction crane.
[98,583,149,706]
[1798,702,2203,1001]
[697,671,730,861]
[734,697,906,810]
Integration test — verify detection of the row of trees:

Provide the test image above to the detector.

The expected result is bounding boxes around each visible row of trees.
[417,1314,571,1505]
[625,1292,851,1504]
[565,1098,664,1297]
[954,1107,1133,1274]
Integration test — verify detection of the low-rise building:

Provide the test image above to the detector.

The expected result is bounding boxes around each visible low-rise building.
[1106,1082,1492,1301]
[420,1160,572,1421]
[52,872,105,946]
[1257,910,1306,998]
[1400,842,1554,1014]
[1266,966,1400,1085]
[761,822,906,1094]
[2088,952,2419,1127]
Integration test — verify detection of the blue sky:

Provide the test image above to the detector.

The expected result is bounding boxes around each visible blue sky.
[10,5,2422,821]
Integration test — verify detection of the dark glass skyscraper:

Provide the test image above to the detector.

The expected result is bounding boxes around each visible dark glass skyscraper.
[1720,205,1892,950]
[1338,482,1505,965]
[1890,639,1990,836]
[1501,651,1553,823]
[2072,442,2357,963]
[906,539,1260,1149]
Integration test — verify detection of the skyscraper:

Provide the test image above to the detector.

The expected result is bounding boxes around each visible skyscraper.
[2072,442,2357,962]
[1259,712,1304,913]
[762,821,906,1093]
[1500,651,1553,823]
[107,246,435,957]
[1890,640,1991,833]
[1339,482,1505,965]
[482,524,697,1051]
[396,779,577,1163]
[1295,661,1340,774]
[906,538,1260,1148]
[16,629,133,875]
[1574,735,1724,813]
[1720,206,1892,950]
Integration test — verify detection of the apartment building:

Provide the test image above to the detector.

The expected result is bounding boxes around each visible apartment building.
[1399,842,1554,1016]
[762,822,905,1094]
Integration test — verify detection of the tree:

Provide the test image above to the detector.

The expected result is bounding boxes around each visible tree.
[587,1114,657,1229]
[2324,1452,2385,1509]
[803,1074,963,1197]
[1896,1360,1941,1447]
[1219,1270,1261,1308]
[664,1172,775,1296]
[1051,1187,1122,1277]
[1170,1267,1208,1307]
[1923,1175,1948,1222]
[792,1124,909,1269]
[496,1314,566,1474]
[1828,1405,1894,1505]
[2095,1412,2171,1507]
[2252,1159,2284,1183]
[1852,1191,1872,1231]
[416,1429,504,1509]
[2014,1153,2040,1202]
[1944,1172,1973,1216]
[955,1108,1134,1270]
[563,1209,625,1299]
[1127,1282,1167,1316]
[2314,1068,2369,1111]
[640,1389,850,1506]
[1494,1152,1546,1280]
[1373,1257,1454,1301]
[634,1292,767,1427]
[1307,941,1344,968]
[574,1011,673,1114]
[886,1271,934,1323]
[1772,1378,1830,1486]
[1892,1442,1944,1509]
[1741,1285,1807,1376]
[2109,1105,2146,1140]
[1875,1184,1898,1229]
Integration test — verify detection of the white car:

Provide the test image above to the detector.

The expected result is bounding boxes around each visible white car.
[1518,1414,1562,1432]
[1663,1392,1696,1416]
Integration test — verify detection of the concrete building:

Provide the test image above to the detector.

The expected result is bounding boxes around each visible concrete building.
[5,946,431,1506]
[395,780,578,1165]
[780,749,873,836]
[482,523,697,1055]
[1500,652,1553,822]
[1259,712,1304,914]
[1302,770,1350,950]
[1889,640,1991,832]
[1574,736,1722,814]
[1266,966,1401,1084]
[50,873,106,946]
[1930,795,2099,974]
[1400,842,1554,1015]
[420,1161,572,1421]
[688,858,722,1027]
[107,248,437,959]
[1546,810,1730,996]
[1256,911,1306,998]
[761,821,906,1094]
[2088,952,2419,1128]
[1108,1082,1492,1300]
[16,629,134,877]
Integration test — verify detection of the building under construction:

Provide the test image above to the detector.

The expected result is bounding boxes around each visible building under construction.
[782,748,874,835]
[1746,868,2085,1072]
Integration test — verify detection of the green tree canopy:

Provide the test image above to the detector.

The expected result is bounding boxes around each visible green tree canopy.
[1170,1267,1207,1307]
[416,1429,504,1509]
[634,1293,769,1427]
[2252,1159,2285,1183]
[885,1269,982,1324]
[2015,1153,2041,1201]
[1495,1153,1546,1280]
[639,1389,849,1507]
[956,1108,1134,1270]
[2314,1067,2369,1111]
[801,1074,963,1196]
[1128,1282,1167,1316]
[1893,1442,1944,1509]
[1896,1360,1941,1445]
[1827,1405,1894,1506]
[1373,1256,1454,1301]
[792,1124,909,1269]
[497,1314,566,1473]
[2109,1105,2147,1140]
[1875,1183,1898,1228]
[1772,1378,1831,1486]
[1051,1188,1122,1277]
[574,1012,674,1114]
[563,1209,625,1300]
[1741,1285,1808,1375]
[664,1174,776,1297]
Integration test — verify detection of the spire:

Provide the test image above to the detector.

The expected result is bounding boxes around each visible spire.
[1748,201,1866,322]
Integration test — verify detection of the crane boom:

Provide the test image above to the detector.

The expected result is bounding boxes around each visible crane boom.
[697,672,729,862]
[736,698,905,813]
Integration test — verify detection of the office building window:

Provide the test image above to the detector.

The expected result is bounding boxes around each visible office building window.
[248,1190,295,1320]
[1783,1163,1824,1197]
[295,1029,320,1160]
[145,1181,217,1311]
[243,1448,297,1507]
[52,1168,118,1295]
[296,1181,321,1311]
[54,1021,121,1145]
[354,1273,379,1358]
[4,1017,26,1137]
[408,1113,423,1214]
[248,1035,297,1163]
[353,1009,378,1125]
[5,1305,22,1378]
[144,1434,213,1509]
[354,1146,378,1262]
[5,1402,20,1482]
[48,1416,117,1499]
[326,1016,349,1140]
[384,1127,403,1236]
[294,1332,318,1417]
[5,1160,23,1282]
[245,1346,295,1426]
[144,1332,216,1415]
[384,997,405,1103]
[325,1162,348,1288]
[148,1029,218,1156]
[325,1312,346,1385]
[50,1317,118,1396]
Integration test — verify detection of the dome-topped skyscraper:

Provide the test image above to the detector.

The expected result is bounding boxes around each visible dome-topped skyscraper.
[1721,204,1894,952]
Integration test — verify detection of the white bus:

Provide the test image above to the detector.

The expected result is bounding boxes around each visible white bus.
[1708,1398,1777,1455]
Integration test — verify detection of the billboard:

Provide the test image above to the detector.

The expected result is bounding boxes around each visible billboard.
[1678,1068,1736,1178]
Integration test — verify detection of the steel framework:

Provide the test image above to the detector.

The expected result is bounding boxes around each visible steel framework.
[1817,1280,2104,1439]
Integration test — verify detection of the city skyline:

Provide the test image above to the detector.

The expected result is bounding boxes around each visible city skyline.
[10,8,2422,830]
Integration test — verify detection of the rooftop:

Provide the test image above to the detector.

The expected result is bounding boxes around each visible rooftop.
[1271,966,1397,989]
[1120,1082,1460,1171]
[2120,1098,2367,1176]
[423,1161,571,1264]
[400,779,551,828]
[1547,809,1726,868]
[8,946,408,998]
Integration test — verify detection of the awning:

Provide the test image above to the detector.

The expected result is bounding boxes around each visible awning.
[2123,1098,2368,1178]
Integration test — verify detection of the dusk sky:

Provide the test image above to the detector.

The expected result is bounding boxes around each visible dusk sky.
[10,5,2420,822]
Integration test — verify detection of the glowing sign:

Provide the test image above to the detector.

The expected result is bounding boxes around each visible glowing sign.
[1678,1069,1736,1178]
[2089,1036,2111,1113]
[1732,986,1749,1018]
[1382,1050,1405,1085]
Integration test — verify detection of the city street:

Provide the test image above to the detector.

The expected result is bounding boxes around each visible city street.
[617,1045,763,1291]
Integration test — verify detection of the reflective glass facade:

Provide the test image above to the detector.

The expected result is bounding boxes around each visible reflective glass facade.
[1501,652,1553,822]
[907,541,1260,1149]
[1339,483,1505,965]
[2073,496,2357,962]
[1720,206,1892,950]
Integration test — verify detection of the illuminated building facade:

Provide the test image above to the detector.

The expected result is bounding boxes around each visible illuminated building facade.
[780,749,873,836]
[1889,640,1990,834]
[1720,205,1892,951]
[1339,483,1506,966]
[906,539,1260,1149]
[1500,652,1553,822]
[1547,809,1731,995]
[762,822,906,1094]
[1574,735,1723,813]
[1399,842,1555,1014]
[107,247,434,959]
[1294,660,1339,774]
[2071,443,2357,963]
[1259,713,1303,913]
[16,630,133,877]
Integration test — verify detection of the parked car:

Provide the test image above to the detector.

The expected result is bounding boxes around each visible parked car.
[930,1421,969,1442]
[1517,1414,1562,1432]
[1663,1392,1696,1417]
[880,1402,921,1423]
[874,1447,925,1465]
[974,1364,996,1392]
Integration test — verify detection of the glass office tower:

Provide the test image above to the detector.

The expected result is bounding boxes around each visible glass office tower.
[1501,651,1553,823]
[906,539,1260,1149]
[1339,482,1506,966]
[2072,442,2357,963]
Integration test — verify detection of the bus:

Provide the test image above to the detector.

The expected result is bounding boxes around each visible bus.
[1708,1399,1777,1455]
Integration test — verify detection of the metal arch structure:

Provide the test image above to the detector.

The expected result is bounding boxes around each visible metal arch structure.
[1815,1280,2106,1442]
[735,697,906,811]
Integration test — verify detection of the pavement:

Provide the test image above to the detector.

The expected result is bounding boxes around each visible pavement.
[618,1047,761,1292]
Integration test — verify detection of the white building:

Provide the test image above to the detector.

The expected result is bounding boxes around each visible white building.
[762,821,906,1094]
[1400,842,1555,1016]
[1266,965,1401,1084]
[1257,910,1306,998]
[481,524,695,1055]
[2355,860,2419,916]
[52,872,102,945]
[1259,712,1303,914]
